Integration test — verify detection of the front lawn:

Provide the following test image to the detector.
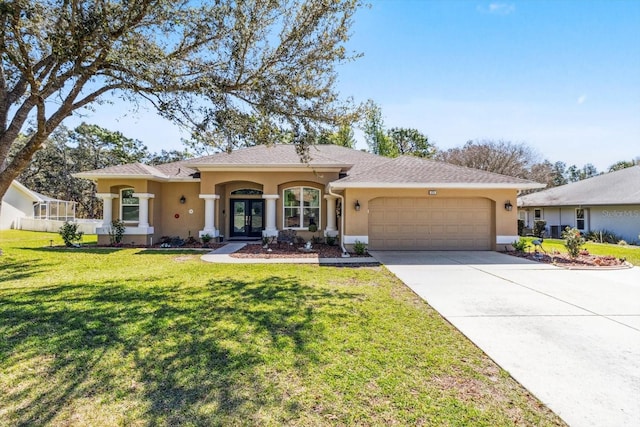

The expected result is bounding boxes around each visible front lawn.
[0,230,563,426]
[521,237,640,266]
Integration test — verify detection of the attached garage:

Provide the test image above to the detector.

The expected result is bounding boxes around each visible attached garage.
[368,197,493,250]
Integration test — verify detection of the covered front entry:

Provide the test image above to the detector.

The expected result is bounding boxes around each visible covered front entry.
[230,199,264,238]
[368,197,492,250]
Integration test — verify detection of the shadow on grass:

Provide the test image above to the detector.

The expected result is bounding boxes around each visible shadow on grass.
[20,247,122,254]
[0,258,50,283]
[0,276,359,425]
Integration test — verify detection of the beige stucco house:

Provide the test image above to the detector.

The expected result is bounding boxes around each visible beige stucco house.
[74,144,542,250]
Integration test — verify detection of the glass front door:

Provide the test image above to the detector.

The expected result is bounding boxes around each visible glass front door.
[230,199,264,238]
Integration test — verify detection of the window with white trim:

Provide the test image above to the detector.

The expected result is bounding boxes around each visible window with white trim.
[534,208,543,221]
[283,187,320,229]
[576,208,585,230]
[120,188,139,223]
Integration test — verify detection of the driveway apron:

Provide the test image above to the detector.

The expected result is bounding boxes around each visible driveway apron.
[369,250,640,427]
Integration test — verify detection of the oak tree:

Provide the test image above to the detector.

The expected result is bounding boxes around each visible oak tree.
[0,0,361,198]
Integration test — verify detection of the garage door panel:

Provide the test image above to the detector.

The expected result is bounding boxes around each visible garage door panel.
[368,197,493,250]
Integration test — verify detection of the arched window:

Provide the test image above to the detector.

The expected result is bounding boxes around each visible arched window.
[283,187,320,229]
[120,188,139,223]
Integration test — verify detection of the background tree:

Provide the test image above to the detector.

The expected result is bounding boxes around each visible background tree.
[0,0,362,199]
[566,163,599,182]
[15,123,190,218]
[317,123,356,148]
[361,100,396,157]
[608,159,638,172]
[386,127,435,158]
[435,139,536,178]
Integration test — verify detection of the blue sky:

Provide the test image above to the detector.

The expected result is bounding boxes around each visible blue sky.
[66,0,640,171]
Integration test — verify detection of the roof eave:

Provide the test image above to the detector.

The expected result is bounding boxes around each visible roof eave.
[330,182,545,190]
[72,173,199,183]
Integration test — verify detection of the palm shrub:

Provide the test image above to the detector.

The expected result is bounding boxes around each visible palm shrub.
[511,237,529,253]
[562,227,585,258]
[58,222,83,247]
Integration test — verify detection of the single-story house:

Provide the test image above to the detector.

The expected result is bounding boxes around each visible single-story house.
[1,180,80,231]
[518,165,640,243]
[74,144,542,250]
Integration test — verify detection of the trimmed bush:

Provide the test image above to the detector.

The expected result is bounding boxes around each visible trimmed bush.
[353,240,366,255]
[59,222,83,247]
[562,227,585,259]
[517,219,525,236]
[109,219,126,246]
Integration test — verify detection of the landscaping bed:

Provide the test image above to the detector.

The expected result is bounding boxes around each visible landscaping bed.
[230,242,370,258]
[509,250,630,268]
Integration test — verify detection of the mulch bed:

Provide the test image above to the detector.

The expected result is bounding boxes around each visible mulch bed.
[230,242,369,259]
[508,251,629,268]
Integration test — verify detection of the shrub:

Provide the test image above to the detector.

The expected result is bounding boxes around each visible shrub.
[511,238,529,253]
[533,220,546,238]
[353,240,366,255]
[517,219,525,236]
[618,240,628,246]
[59,222,83,247]
[311,235,323,244]
[562,227,585,259]
[109,219,126,246]
[308,223,318,233]
[325,235,337,246]
[585,229,622,244]
[202,234,213,244]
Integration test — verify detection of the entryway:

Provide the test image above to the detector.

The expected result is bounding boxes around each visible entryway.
[230,199,264,238]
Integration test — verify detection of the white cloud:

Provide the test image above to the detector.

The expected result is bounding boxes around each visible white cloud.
[478,3,516,15]
[577,95,587,104]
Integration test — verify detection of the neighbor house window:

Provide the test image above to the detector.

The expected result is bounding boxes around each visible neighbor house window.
[576,208,585,230]
[534,208,543,221]
[120,188,139,223]
[283,187,320,229]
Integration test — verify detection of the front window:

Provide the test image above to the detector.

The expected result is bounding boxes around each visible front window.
[120,188,139,222]
[283,187,320,229]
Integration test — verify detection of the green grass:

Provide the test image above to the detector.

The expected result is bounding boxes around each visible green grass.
[522,237,640,265]
[1,230,564,426]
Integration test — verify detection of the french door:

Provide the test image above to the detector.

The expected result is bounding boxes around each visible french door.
[230,199,264,238]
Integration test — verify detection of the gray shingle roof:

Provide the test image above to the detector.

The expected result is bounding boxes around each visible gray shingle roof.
[74,144,542,189]
[518,165,640,206]
[331,155,542,189]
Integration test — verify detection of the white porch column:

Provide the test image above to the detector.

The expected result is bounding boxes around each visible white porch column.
[199,194,220,237]
[132,193,154,228]
[324,195,338,237]
[96,193,118,224]
[262,194,280,237]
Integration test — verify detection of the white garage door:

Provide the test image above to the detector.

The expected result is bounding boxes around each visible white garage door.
[368,197,493,250]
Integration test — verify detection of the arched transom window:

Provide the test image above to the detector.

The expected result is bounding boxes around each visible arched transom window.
[120,188,139,223]
[283,187,320,229]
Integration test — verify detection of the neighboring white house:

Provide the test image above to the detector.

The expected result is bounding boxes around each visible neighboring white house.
[518,166,640,243]
[0,181,43,230]
[1,181,100,233]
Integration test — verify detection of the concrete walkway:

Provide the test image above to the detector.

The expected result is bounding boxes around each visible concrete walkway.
[369,250,640,427]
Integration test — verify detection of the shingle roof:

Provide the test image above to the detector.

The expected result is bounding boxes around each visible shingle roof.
[518,165,640,206]
[331,155,542,189]
[73,144,542,189]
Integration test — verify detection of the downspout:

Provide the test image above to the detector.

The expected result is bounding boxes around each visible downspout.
[327,183,349,256]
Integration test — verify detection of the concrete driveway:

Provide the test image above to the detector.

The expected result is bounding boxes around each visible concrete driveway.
[369,251,640,427]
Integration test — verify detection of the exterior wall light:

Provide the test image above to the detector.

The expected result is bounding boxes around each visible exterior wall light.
[354,200,361,211]
[180,195,186,204]
[504,200,513,211]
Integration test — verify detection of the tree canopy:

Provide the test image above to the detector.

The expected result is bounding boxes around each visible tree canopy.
[0,0,362,198]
